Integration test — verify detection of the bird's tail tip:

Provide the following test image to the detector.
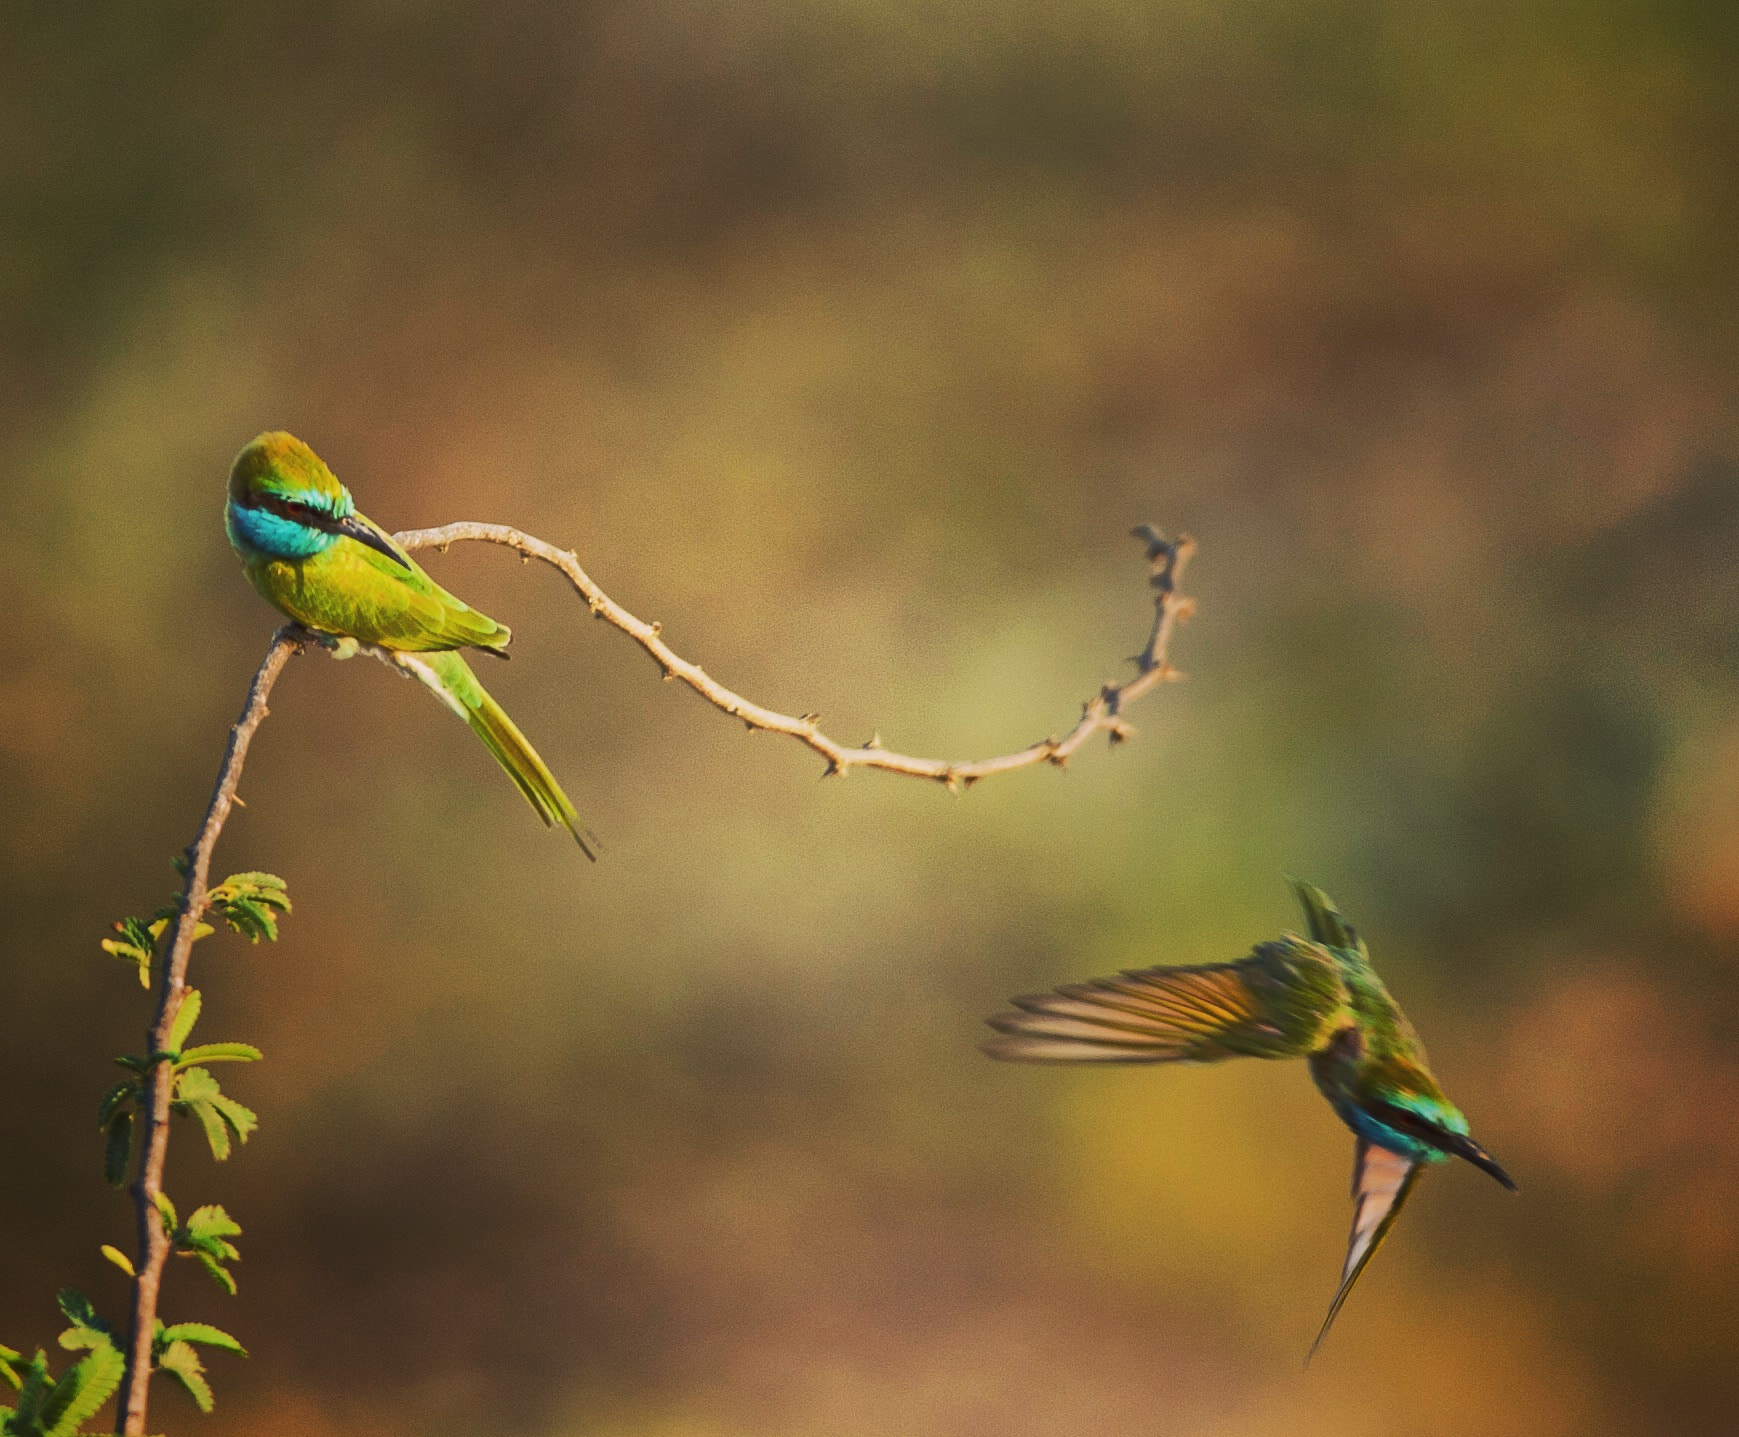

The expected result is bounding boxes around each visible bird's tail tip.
[1287,877,1360,951]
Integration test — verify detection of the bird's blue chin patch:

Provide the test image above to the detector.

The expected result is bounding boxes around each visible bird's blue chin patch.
[1343,1106,1448,1164]
[227,500,336,559]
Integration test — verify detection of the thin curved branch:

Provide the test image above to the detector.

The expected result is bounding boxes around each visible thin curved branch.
[118,626,303,1435]
[392,522,1196,788]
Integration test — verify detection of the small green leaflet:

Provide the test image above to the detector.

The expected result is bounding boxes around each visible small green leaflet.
[172,1068,257,1162]
[204,872,291,944]
[101,1114,131,1188]
[97,1083,136,1190]
[166,990,202,1054]
[156,1325,244,1358]
[53,1293,110,1356]
[154,1341,212,1413]
[149,1316,246,1415]
[99,917,156,986]
[174,1044,261,1068]
[165,1204,243,1295]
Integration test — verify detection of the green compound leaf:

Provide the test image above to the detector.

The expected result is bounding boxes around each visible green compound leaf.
[173,1205,243,1294]
[205,873,291,944]
[172,1070,228,1162]
[54,1292,112,1356]
[96,1082,135,1128]
[173,1044,260,1069]
[192,1254,236,1297]
[33,1342,124,1437]
[175,1067,219,1100]
[171,1068,255,1162]
[6,1351,50,1430]
[157,1325,244,1357]
[166,991,202,1054]
[102,1112,132,1188]
[0,1343,24,1394]
[184,1101,231,1163]
[185,1205,240,1247]
[208,1093,256,1143]
[154,1340,212,1414]
[100,917,155,986]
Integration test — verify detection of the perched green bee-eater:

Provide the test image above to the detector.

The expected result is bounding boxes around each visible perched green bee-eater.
[983,881,1513,1360]
[225,431,595,857]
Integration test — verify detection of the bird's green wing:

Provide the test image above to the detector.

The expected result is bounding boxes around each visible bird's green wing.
[1306,1139,1422,1364]
[255,514,511,653]
[982,936,1349,1064]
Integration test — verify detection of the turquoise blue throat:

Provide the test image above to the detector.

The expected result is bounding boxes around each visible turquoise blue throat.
[226,500,338,560]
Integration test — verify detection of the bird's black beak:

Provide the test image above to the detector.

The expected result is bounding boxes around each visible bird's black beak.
[332,514,413,569]
[1442,1133,1518,1191]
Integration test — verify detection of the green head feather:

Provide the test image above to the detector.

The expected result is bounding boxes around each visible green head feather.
[228,432,353,517]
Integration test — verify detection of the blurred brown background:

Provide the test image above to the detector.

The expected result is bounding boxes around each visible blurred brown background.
[4,3,1738,1433]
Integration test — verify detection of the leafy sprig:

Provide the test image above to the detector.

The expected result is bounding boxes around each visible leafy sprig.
[0,1286,245,1434]
[8,861,288,1431]
[100,871,289,989]
[98,986,262,1183]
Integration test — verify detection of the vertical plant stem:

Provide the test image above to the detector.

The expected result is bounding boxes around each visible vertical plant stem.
[117,628,301,1436]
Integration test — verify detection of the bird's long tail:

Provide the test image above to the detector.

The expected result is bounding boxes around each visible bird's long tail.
[391,649,597,859]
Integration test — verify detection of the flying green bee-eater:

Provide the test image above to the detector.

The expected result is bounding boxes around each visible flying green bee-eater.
[983,881,1514,1360]
[225,431,595,857]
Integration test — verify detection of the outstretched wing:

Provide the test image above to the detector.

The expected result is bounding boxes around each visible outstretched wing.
[1305,1139,1421,1364]
[982,936,1348,1064]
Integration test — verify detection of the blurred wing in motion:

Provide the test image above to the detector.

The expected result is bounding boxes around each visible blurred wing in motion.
[982,935,1348,1064]
[1306,1139,1422,1364]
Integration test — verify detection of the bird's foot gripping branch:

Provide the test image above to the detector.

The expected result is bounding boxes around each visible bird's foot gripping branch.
[6,430,1196,1435]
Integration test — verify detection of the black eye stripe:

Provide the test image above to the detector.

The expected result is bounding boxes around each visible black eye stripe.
[256,493,330,524]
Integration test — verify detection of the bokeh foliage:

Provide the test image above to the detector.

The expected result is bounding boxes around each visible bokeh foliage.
[3,2,1738,1433]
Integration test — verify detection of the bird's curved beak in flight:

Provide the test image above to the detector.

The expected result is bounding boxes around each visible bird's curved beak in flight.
[1441,1132,1518,1191]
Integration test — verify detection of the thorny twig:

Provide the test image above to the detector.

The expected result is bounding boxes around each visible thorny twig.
[391,522,1196,789]
[118,627,303,1434]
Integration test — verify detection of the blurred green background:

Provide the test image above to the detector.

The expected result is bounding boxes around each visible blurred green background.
[4,3,1739,1433]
